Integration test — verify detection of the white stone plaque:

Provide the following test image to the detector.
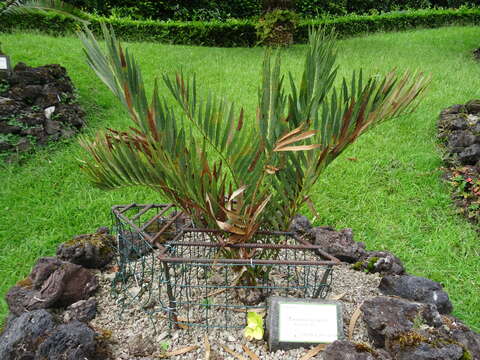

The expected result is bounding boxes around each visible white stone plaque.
[0,57,7,70]
[267,297,343,351]
[278,302,338,343]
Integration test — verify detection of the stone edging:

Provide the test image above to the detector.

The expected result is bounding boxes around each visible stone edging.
[1,220,479,359]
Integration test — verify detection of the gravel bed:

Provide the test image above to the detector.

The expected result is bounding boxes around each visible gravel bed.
[91,251,381,360]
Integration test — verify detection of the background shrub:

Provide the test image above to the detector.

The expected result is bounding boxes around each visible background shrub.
[1,7,480,47]
[55,0,480,20]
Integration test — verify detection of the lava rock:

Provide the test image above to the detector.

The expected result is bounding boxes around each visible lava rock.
[63,297,97,323]
[45,119,61,135]
[474,48,480,61]
[16,137,31,152]
[10,84,43,103]
[459,143,480,165]
[354,251,405,276]
[361,296,442,348]
[20,112,45,126]
[449,117,468,130]
[307,226,366,262]
[36,86,60,108]
[448,131,477,148]
[0,122,21,134]
[0,97,21,115]
[22,126,43,137]
[441,316,480,359]
[396,342,464,360]
[30,256,64,286]
[379,275,452,314]
[57,229,116,269]
[323,340,392,360]
[36,320,97,360]
[288,214,312,234]
[6,257,98,315]
[10,62,58,86]
[0,309,56,360]
[466,100,480,114]
[0,62,85,160]
[55,103,86,127]
[440,104,467,115]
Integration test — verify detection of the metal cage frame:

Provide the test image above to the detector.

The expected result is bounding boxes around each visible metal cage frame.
[112,204,341,331]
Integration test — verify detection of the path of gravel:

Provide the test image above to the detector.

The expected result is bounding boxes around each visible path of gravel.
[91,256,381,360]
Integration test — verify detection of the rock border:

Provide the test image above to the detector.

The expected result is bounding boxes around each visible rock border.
[0,62,86,163]
[1,219,479,359]
[438,100,480,225]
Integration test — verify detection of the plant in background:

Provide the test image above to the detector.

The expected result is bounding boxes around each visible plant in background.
[258,0,298,46]
[2,0,90,23]
[256,9,299,46]
[78,24,429,248]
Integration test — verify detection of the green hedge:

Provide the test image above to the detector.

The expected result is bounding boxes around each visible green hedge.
[61,0,480,20]
[297,8,480,42]
[1,8,480,47]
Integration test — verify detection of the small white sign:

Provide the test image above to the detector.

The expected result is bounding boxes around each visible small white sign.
[278,302,338,343]
[0,57,7,70]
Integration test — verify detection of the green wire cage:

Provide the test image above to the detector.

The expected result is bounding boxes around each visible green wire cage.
[111,204,340,331]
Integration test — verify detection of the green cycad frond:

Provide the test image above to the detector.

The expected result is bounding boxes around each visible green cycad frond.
[2,0,90,23]
[78,24,429,242]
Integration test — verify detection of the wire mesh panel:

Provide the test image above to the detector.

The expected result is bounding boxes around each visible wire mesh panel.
[111,204,340,332]
[112,203,191,262]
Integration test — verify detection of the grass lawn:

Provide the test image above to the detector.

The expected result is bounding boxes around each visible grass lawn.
[1,26,479,330]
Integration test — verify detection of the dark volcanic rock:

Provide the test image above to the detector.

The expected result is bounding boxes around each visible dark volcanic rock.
[36,321,97,360]
[438,101,480,166]
[16,137,31,152]
[459,143,480,165]
[63,297,97,323]
[466,99,480,114]
[288,214,312,234]
[475,48,480,61]
[323,340,392,360]
[44,119,61,135]
[30,256,64,287]
[0,309,56,360]
[307,226,366,262]
[441,316,480,359]
[396,342,463,360]
[448,131,477,148]
[0,122,21,134]
[379,275,452,314]
[0,97,21,115]
[353,251,405,276]
[0,62,85,160]
[365,251,405,275]
[57,229,116,269]
[6,257,98,315]
[441,104,467,116]
[361,296,442,348]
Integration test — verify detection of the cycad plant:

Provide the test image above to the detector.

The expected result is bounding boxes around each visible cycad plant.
[2,0,90,22]
[78,24,429,247]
